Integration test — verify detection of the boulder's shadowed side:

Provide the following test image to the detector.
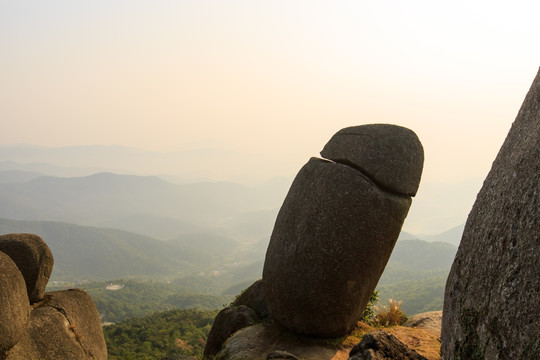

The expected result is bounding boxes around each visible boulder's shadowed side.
[442,69,540,359]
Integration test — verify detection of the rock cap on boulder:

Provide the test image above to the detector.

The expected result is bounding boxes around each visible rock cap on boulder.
[321,124,424,196]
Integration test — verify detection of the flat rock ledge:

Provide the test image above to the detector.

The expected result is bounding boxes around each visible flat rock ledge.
[213,319,441,360]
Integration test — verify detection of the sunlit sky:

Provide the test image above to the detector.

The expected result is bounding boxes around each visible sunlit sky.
[1,0,539,184]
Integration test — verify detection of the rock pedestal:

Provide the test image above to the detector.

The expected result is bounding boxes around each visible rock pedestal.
[442,69,540,359]
[263,124,423,337]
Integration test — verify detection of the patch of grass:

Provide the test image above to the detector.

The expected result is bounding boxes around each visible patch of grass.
[374,299,408,327]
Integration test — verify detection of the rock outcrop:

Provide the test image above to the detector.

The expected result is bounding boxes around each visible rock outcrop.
[205,279,269,358]
[213,323,347,360]
[263,124,424,337]
[212,321,442,360]
[403,311,442,338]
[348,330,428,360]
[0,233,107,360]
[204,305,260,358]
[232,279,268,320]
[442,69,540,359]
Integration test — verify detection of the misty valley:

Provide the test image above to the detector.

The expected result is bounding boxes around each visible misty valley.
[0,155,463,320]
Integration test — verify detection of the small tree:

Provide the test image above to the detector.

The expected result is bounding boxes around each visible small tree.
[361,290,379,325]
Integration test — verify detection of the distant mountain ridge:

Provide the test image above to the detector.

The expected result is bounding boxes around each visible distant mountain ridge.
[0,172,289,241]
[0,144,481,234]
[398,224,464,246]
[0,170,43,183]
[0,218,211,280]
[0,144,301,184]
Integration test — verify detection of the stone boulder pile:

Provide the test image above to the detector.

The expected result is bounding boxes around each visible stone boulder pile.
[205,124,424,358]
[442,69,540,358]
[0,233,107,360]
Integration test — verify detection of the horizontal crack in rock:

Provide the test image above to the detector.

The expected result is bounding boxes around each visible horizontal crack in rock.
[319,157,412,198]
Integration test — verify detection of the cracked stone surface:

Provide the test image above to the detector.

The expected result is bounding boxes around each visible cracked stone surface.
[321,124,424,196]
[263,124,423,337]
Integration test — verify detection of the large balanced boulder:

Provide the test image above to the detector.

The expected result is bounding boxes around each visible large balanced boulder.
[0,233,54,303]
[263,124,423,337]
[0,251,30,355]
[442,70,540,359]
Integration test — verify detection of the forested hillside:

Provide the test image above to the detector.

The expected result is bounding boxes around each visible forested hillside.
[104,309,217,359]
[53,280,232,323]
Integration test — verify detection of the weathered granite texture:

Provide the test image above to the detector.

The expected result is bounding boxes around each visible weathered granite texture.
[442,69,540,359]
[263,124,423,337]
[404,311,442,338]
[6,289,108,360]
[0,252,30,355]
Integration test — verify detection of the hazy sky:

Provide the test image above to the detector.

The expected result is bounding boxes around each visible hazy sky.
[1,0,539,184]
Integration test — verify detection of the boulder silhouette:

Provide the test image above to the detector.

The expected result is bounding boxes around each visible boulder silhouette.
[442,69,540,359]
[0,233,54,303]
[263,124,423,337]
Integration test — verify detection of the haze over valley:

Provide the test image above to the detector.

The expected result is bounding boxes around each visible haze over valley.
[0,143,470,319]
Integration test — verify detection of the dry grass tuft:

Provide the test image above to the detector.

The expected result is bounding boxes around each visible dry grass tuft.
[374,299,408,327]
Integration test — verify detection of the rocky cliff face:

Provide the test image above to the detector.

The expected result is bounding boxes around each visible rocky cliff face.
[0,233,107,360]
[442,69,540,359]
